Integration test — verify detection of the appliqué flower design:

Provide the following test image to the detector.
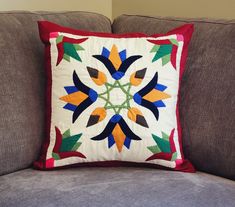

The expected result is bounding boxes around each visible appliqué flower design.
[60,44,171,152]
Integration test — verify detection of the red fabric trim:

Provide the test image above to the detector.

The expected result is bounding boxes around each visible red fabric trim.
[34,160,194,173]
[173,24,195,172]
[38,21,149,43]
[174,160,195,172]
[34,21,195,172]
[33,29,53,170]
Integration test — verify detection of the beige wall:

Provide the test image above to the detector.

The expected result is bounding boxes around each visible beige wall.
[113,0,235,19]
[0,0,112,19]
[0,0,234,20]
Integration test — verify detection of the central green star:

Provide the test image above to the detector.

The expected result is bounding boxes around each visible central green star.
[98,80,133,114]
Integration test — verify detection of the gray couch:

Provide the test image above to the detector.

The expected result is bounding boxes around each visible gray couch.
[0,11,234,207]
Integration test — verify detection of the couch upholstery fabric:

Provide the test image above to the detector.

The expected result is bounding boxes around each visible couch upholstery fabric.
[0,167,234,207]
[0,11,111,175]
[112,15,235,179]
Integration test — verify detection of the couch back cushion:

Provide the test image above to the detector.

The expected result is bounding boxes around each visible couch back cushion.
[0,11,111,175]
[112,15,235,179]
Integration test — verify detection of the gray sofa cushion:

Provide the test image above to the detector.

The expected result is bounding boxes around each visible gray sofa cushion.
[0,167,234,207]
[112,15,235,180]
[0,11,111,176]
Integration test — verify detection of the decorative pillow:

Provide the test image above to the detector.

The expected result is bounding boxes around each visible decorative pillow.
[35,21,195,172]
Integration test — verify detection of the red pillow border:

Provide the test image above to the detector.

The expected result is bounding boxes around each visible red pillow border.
[34,21,195,173]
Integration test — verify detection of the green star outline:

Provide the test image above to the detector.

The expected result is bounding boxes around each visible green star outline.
[98,80,133,114]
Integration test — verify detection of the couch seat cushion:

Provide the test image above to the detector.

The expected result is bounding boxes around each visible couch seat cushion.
[0,168,234,207]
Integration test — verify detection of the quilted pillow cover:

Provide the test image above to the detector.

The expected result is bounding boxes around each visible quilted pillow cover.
[35,21,195,172]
